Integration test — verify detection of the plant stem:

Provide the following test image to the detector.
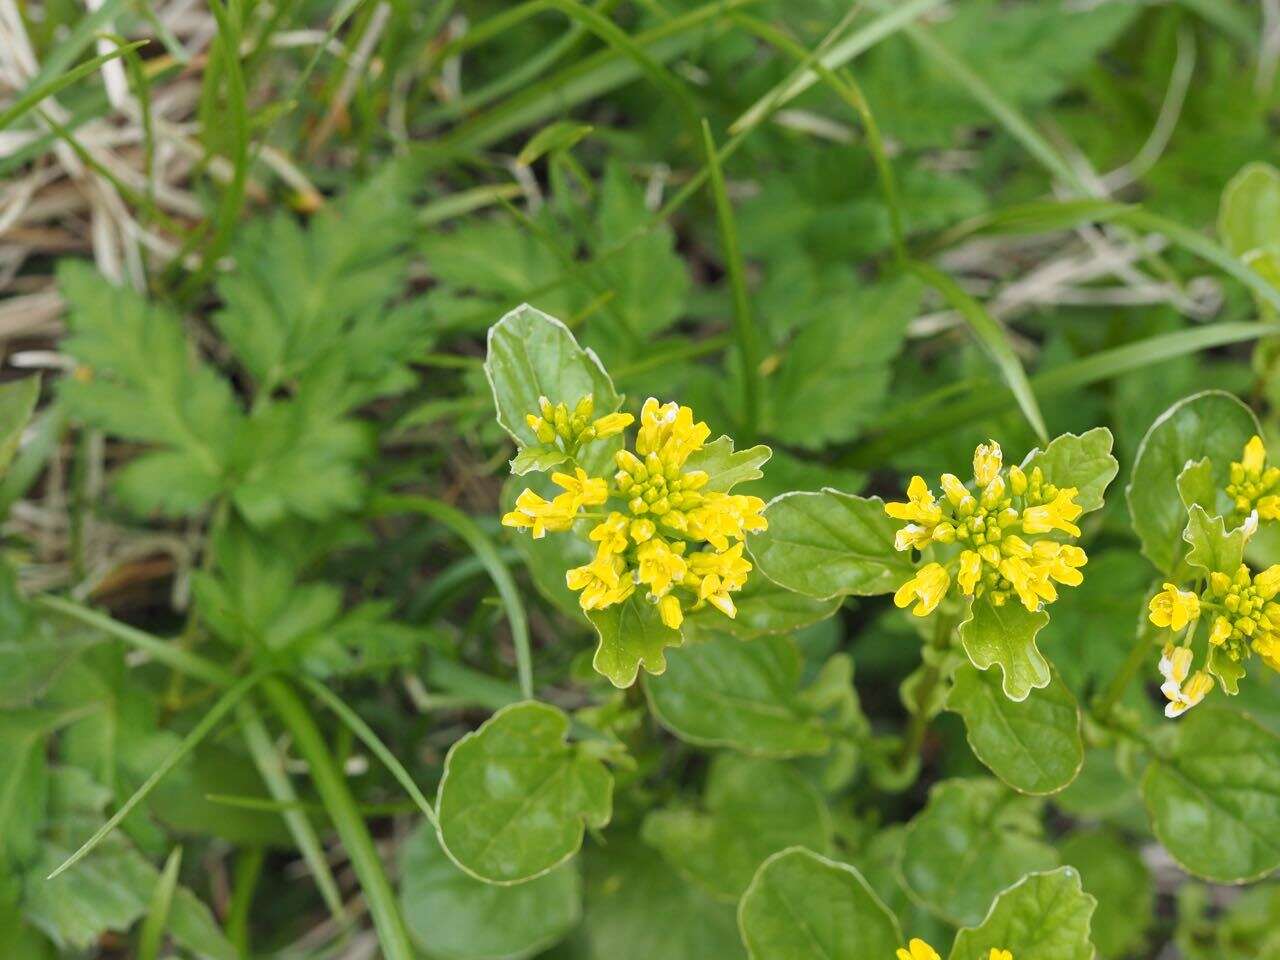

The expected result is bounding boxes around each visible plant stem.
[898,608,958,769]
[1096,623,1158,720]
[260,676,415,960]
[226,846,264,958]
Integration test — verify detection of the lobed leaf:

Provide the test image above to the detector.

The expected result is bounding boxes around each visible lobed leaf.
[947,867,1096,960]
[1020,426,1118,514]
[737,847,902,960]
[683,436,772,493]
[642,754,831,901]
[643,634,831,758]
[747,490,912,600]
[900,778,1058,926]
[946,663,1082,795]
[436,701,613,884]
[1143,707,1280,883]
[587,594,683,688]
[1127,391,1259,575]
[958,596,1052,702]
[1183,503,1245,576]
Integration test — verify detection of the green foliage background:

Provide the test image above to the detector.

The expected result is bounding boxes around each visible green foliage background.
[2,1,1280,957]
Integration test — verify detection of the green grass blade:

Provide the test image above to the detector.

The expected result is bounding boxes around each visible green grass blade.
[0,40,145,131]
[1117,208,1280,316]
[35,595,234,686]
[730,0,946,134]
[226,846,264,957]
[138,847,183,960]
[301,677,439,827]
[701,120,761,438]
[262,677,415,960]
[420,184,524,227]
[927,199,1134,251]
[373,494,534,700]
[48,672,264,880]
[907,260,1049,445]
[236,699,349,925]
[847,321,1280,464]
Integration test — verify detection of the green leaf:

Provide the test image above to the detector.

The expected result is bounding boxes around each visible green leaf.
[1127,391,1259,575]
[683,436,772,493]
[58,261,238,513]
[900,778,1058,926]
[517,121,593,165]
[765,275,922,449]
[946,663,1082,795]
[214,168,416,395]
[958,596,1052,702]
[587,594,683,688]
[436,701,612,884]
[577,833,744,960]
[737,848,902,960]
[484,303,622,449]
[0,377,39,476]
[1208,644,1247,696]
[1059,830,1153,959]
[509,443,570,476]
[1020,427,1118,514]
[399,822,579,960]
[1143,707,1280,883]
[947,867,1096,960]
[641,754,831,901]
[747,491,912,600]
[1219,162,1280,258]
[1184,503,1245,576]
[643,635,831,758]
[681,573,841,642]
[1177,457,1218,514]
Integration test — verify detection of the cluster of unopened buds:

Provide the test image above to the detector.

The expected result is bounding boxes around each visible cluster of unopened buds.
[1226,434,1280,526]
[884,440,1087,616]
[503,395,766,629]
[1149,563,1280,717]
[899,939,1010,960]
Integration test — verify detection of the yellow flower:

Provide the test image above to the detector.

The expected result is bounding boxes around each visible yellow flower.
[1255,564,1280,599]
[897,940,940,960]
[502,489,578,538]
[688,492,767,550]
[1021,487,1083,537]
[566,550,634,610]
[973,440,1003,487]
[1148,583,1201,631]
[989,951,1013,960]
[894,562,950,617]
[658,594,683,629]
[592,411,634,439]
[957,549,983,595]
[552,467,608,509]
[689,543,752,617]
[590,512,630,556]
[1227,434,1280,524]
[883,441,1094,614]
[885,476,943,525]
[636,537,687,597]
[1209,616,1232,646]
[635,397,710,470]
[1163,669,1214,719]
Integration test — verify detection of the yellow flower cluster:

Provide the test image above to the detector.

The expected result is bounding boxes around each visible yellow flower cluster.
[1147,564,1280,717]
[897,940,1010,960]
[503,396,766,628]
[1226,434,1280,526]
[524,394,634,459]
[885,441,1087,617]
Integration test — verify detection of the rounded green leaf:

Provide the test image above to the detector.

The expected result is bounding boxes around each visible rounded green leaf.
[747,491,912,600]
[681,573,841,641]
[947,663,1082,795]
[578,833,744,960]
[484,303,621,449]
[399,822,580,960]
[1059,829,1152,958]
[948,867,1096,960]
[1143,706,1280,883]
[1219,162,1280,258]
[436,701,613,884]
[642,754,832,901]
[737,847,902,960]
[643,635,830,758]
[1127,391,1259,575]
[958,595,1051,702]
[1019,427,1118,514]
[900,778,1058,926]
[587,594,682,688]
